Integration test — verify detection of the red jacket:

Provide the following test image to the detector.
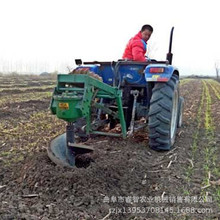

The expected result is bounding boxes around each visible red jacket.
[122,32,147,61]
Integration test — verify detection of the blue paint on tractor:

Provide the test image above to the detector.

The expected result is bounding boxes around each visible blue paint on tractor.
[75,62,178,85]
[145,64,179,82]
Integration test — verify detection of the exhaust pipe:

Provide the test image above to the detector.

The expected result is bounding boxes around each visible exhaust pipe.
[166,27,174,65]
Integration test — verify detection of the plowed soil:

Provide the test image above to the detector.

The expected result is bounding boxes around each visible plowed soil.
[0,75,220,220]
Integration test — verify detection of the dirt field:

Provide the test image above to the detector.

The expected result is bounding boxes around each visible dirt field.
[0,75,220,220]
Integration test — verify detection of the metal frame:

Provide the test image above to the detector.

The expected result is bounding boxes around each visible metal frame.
[51,74,127,138]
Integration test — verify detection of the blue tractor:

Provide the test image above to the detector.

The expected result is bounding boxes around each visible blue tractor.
[49,27,184,167]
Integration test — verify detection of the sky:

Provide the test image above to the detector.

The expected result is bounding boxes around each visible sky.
[0,0,220,75]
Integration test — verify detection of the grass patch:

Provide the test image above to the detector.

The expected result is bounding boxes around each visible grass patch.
[200,80,220,206]
[191,82,205,156]
[180,78,194,86]
[206,79,220,100]
[0,110,65,166]
[183,81,205,183]
[0,84,55,93]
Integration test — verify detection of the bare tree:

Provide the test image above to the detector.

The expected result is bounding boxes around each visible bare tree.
[215,61,219,79]
[67,66,72,73]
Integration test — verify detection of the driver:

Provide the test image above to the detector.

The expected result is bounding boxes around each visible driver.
[122,24,153,62]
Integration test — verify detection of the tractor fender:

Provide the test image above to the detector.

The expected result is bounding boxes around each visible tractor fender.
[145,64,179,82]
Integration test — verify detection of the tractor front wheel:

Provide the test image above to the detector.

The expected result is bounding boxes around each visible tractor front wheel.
[148,75,179,151]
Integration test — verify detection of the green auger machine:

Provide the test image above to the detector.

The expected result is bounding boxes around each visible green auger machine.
[48,27,184,168]
[49,73,127,167]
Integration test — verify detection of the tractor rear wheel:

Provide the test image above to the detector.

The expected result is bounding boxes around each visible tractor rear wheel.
[148,75,179,151]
